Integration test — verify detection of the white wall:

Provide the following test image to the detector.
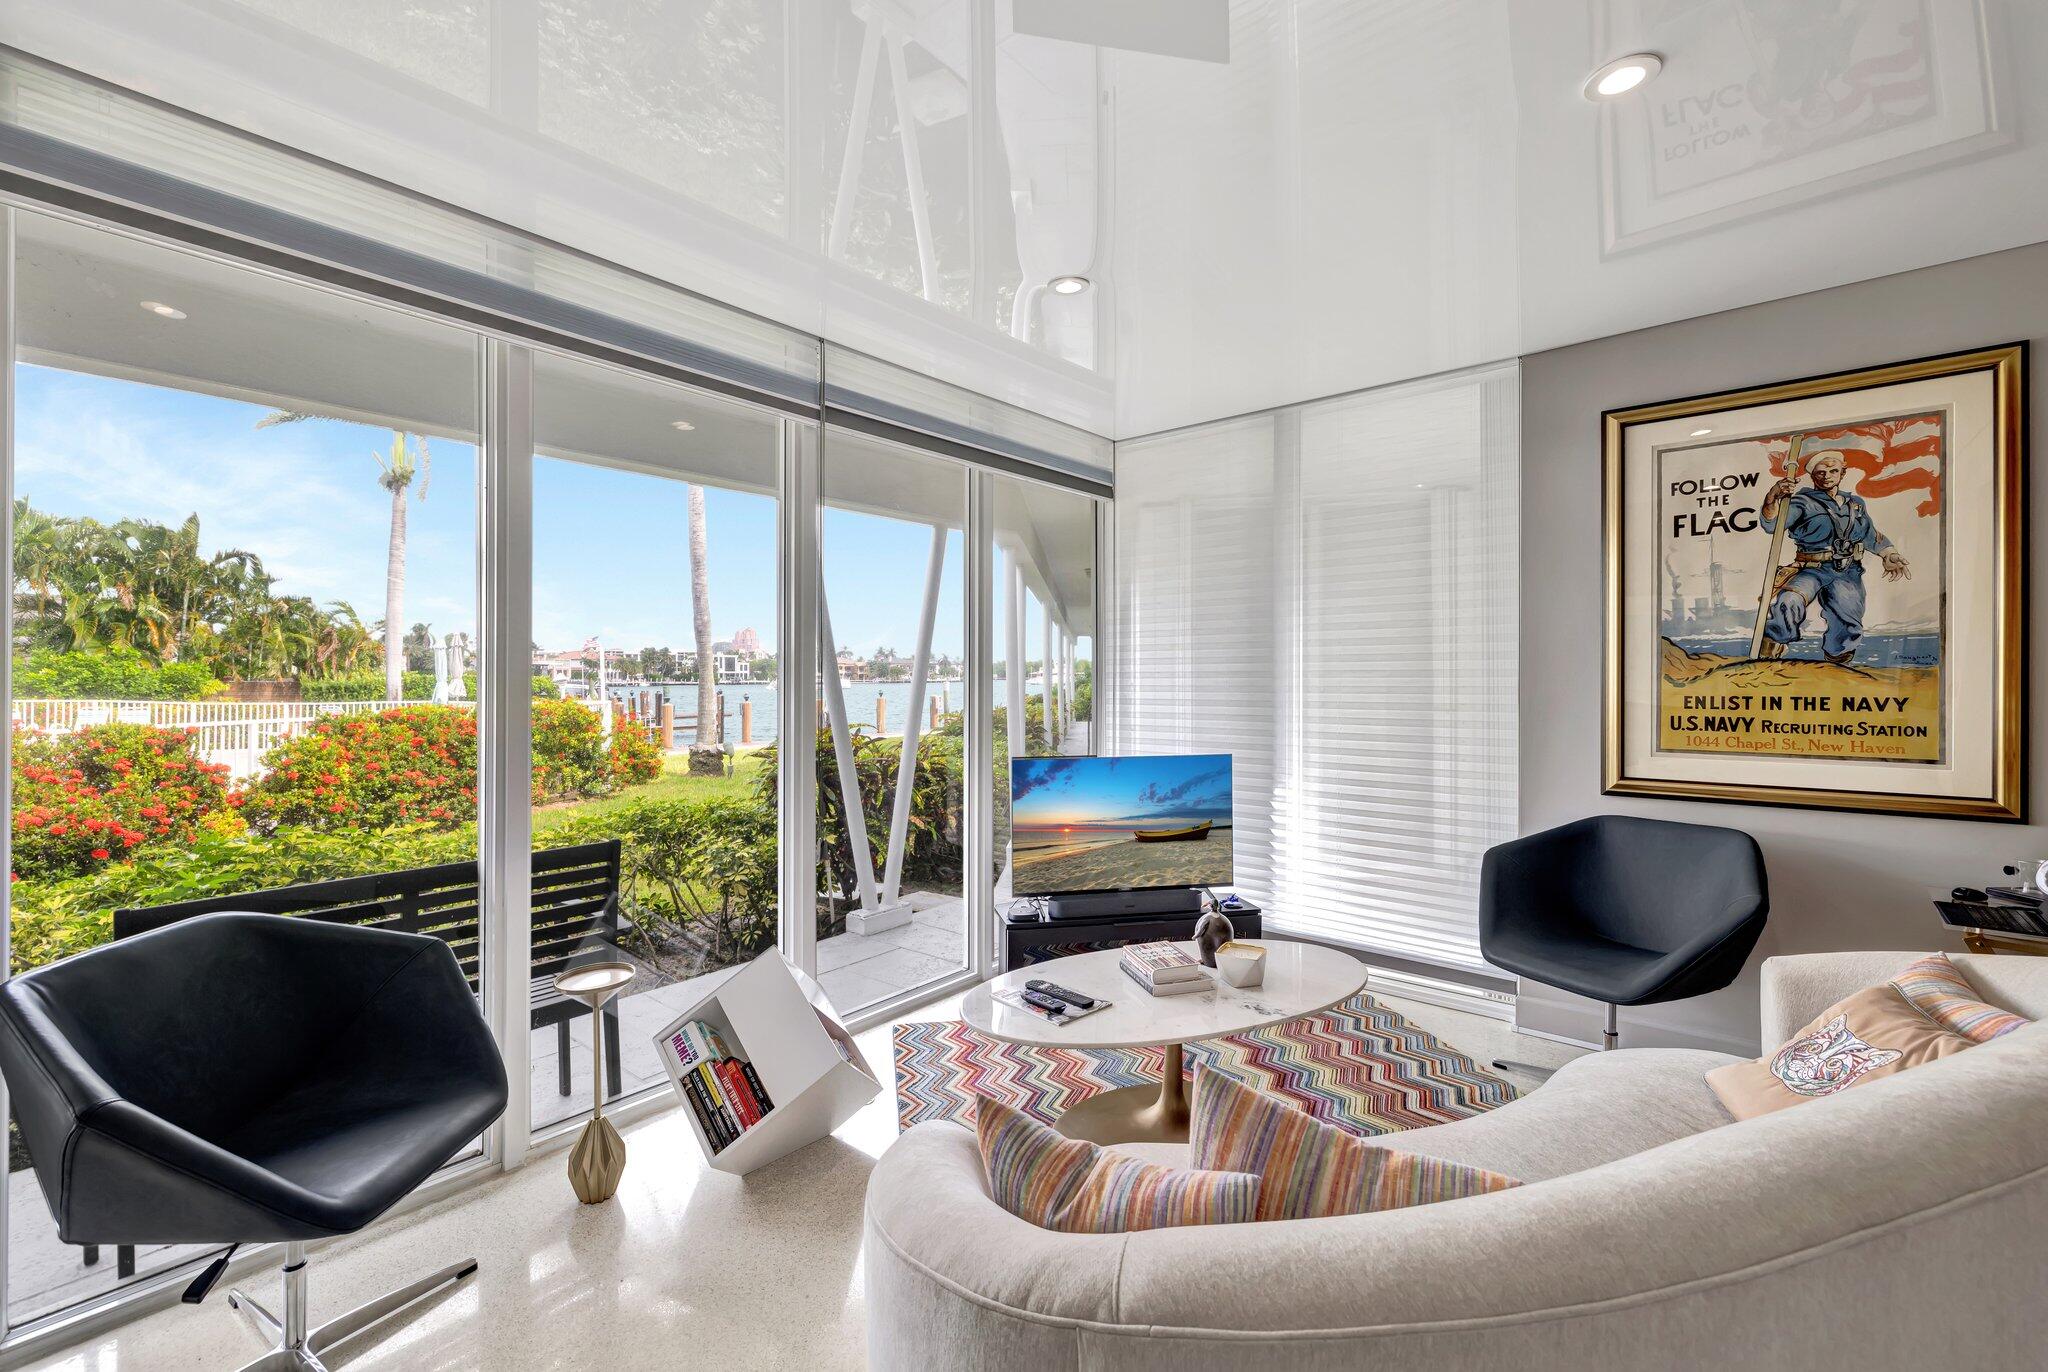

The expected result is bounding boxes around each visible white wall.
[1517,241,2048,1056]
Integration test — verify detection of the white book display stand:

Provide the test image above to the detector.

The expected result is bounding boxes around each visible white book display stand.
[654,949,881,1175]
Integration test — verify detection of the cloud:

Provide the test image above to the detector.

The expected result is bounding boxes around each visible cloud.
[1137,766,1227,809]
[1011,757,1087,801]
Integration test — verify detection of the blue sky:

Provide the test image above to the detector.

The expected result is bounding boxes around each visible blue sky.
[17,365,995,659]
[1011,755,1234,829]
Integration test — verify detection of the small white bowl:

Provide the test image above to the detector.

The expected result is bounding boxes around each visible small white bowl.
[1215,941,1266,988]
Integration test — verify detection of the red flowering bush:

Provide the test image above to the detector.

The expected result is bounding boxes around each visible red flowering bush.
[12,723,234,880]
[607,718,663,788]
[531,698,609,804]
[240,705,479,833]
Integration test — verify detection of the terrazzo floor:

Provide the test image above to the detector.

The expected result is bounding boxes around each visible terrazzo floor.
[20,975,1581,1371]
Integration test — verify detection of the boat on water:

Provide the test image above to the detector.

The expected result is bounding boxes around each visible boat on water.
[1133,820,1213,843]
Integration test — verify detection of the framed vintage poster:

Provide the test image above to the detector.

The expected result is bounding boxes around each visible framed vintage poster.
[1603,343,2026,820]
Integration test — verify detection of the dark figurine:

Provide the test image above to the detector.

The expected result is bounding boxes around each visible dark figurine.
[1194,907,1234,968]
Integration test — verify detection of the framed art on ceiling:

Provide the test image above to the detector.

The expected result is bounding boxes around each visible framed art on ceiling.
[1603,343,2026,820]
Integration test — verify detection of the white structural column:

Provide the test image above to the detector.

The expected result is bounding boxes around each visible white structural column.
[881,526,946,905]
[1004,551,1026,755]
[1040,599,1055,749]
[777,421,820,976]
[817,583,881,914]
[480,340,535,1164]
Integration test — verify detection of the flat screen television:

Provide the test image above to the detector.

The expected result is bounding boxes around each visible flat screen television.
[1008,754,1233,896]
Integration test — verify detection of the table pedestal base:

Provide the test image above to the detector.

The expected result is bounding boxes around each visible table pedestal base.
[1054,1043,1190,1144]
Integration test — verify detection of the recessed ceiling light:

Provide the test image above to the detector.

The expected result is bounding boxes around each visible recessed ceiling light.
[1584,53,1662,101]
[670,420,696,432]
[1689,427,1714,437]
[140,300,187,319]
[1048,275,1091,295]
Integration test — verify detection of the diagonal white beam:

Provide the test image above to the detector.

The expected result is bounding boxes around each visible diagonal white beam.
[818,581,879,910]
[883,27,940,302]
[882,525,946,903]
[827,18,883,264]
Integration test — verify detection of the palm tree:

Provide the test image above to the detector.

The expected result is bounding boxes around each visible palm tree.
[686,484,719,769]
[374,432,430,700]
[257,411,428,701]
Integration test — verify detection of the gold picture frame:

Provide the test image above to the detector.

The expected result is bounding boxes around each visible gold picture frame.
[1603,343,2026,820]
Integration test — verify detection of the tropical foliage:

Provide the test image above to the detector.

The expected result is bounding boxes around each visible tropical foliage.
[755,726,964,916]
[13,646,224,701]
[11,823,478,974]
[13,501,382,681]
[547,795,775,964]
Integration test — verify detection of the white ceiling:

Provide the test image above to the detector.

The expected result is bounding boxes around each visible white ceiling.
[5,0,2045,442]
[1110,0,2048,434]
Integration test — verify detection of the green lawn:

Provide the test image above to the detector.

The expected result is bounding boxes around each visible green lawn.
[532,747,773,835]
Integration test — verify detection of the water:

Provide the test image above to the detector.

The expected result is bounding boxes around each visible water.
[1670,632,1940,669]
[601,678,994,748]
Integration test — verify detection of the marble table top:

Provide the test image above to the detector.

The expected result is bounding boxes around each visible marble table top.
[962,939,1369,1050]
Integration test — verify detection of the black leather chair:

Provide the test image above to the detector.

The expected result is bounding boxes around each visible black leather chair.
[0,913,508,1371]
[1480,816,1768,1059]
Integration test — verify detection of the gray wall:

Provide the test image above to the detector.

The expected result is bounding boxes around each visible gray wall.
[1518,240,2048,1056]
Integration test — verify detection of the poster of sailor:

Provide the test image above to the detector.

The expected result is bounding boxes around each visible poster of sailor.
[1656,413,1944,764]
[1604,344,2025,821]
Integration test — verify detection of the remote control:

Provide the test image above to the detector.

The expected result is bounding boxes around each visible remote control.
[1026,979,1096,1009]
[1020,989,1069,1016]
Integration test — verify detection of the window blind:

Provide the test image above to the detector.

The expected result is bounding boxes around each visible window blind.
[1112,363,1517,974]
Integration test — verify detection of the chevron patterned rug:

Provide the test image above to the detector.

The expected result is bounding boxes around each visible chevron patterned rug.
[892,993,1518,1137]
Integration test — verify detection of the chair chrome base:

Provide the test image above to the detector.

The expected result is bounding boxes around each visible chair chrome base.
[1492,1002,1619,1082]
[228,1241,477,1372]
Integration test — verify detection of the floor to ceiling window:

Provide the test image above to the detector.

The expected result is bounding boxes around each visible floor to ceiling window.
[0,55,1108,1338]
[6,208,485,1323]
[526,349,786,1134]
[812,430,968,1014]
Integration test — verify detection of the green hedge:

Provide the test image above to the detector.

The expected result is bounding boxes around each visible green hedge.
[10,824,479,973]
[13,647,224,701]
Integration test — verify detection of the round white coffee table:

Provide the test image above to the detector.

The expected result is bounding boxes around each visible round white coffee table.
[962,940,1368,1144]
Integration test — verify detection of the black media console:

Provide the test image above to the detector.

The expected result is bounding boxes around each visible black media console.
[1001,899,1263,972]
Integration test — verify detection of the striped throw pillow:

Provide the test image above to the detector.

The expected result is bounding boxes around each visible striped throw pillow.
[973,1095,1259,1233]
[1189,1068,1520,1222]
[1891,953,2030,1042]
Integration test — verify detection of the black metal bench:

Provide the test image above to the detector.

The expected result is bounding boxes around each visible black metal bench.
[92,840,628,1278]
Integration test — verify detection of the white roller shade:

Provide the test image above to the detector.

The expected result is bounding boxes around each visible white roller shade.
[1112,362,1517,974]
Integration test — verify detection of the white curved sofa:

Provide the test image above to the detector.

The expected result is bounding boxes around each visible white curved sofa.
[864,952,2048,1370]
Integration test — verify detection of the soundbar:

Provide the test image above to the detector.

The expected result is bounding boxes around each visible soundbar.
[1047,886,1203,921]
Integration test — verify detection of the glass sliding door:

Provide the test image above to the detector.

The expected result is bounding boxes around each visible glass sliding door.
[527,350,785,1134]
[988,474,1097,916]
[6,210,484,1323]
[813,430,967,1015]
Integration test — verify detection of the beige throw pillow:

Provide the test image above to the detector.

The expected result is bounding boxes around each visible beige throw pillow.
[1708,984,1977,1121]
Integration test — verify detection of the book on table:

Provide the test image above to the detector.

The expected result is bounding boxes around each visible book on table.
[1119,941,1210,996]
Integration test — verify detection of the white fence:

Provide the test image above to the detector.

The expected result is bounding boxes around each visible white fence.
[10,698,475,780]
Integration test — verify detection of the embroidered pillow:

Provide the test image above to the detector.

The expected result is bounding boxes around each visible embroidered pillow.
[1707,983,1978,1121]
[1188,1069,1520,1223]
[973,1095,1259,1233]
[1890,953,2030,1042]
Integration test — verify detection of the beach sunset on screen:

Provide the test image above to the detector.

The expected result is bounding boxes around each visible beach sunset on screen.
[1008,755,1233,895]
